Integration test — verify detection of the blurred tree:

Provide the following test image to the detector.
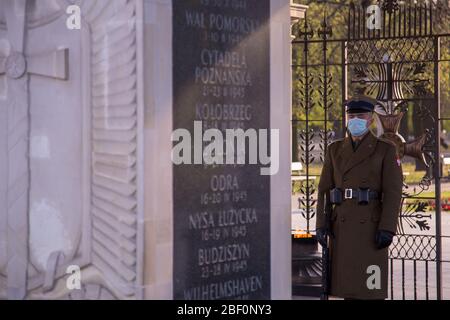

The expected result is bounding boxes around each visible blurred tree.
[291,0,450,155]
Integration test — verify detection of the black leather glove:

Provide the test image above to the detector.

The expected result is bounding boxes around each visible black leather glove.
[375,230,395,249]
[316,228,328,248]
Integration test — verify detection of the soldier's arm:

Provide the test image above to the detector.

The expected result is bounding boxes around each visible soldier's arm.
[379,144,403,234]
[316,144,335,230]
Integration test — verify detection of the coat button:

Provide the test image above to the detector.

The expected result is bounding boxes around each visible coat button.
[360,219,366,224]
[340,217,346,222]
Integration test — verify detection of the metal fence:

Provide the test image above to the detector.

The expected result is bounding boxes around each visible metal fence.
[291,0,449,299]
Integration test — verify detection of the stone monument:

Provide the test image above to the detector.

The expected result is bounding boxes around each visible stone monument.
[0,0,292,300]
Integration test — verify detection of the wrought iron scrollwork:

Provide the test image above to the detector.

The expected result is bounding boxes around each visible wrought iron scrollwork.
[292,0,446,299]
[390,234,436,261]
[397,199,432,234]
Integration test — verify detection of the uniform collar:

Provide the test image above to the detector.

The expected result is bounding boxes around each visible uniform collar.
[339,131,378,174]
[351,130,370,150]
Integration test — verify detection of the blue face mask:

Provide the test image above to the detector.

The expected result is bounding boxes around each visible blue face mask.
[347,118,368,136]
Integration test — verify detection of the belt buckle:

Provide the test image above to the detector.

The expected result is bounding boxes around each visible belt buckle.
[344,188,353,199]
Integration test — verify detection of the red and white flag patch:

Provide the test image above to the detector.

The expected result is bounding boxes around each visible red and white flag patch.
[396,155,401,167]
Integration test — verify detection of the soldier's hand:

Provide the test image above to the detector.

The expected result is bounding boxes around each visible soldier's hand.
[375,230,395,249]
[316,228,328,248]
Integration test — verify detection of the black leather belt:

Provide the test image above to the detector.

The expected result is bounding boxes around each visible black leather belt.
[330,188,380,205]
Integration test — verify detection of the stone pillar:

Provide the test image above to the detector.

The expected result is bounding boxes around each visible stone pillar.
[142,0,293,300]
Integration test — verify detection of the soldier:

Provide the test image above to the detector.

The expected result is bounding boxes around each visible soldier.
[316,97,403,300]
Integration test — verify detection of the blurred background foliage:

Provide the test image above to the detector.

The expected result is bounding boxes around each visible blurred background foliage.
[291,0,450,136]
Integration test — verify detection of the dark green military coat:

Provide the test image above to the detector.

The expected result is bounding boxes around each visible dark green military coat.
[316,131,403,299]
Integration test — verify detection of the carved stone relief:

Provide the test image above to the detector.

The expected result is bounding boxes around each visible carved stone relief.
[0,0,143,300]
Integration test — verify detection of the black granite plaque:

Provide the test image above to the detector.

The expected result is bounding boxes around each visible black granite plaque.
[173,0,270,300]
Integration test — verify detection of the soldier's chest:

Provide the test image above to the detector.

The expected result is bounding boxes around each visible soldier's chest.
[333,146,385,187]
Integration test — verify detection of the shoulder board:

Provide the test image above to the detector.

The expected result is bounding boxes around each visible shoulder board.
[329,138,344,146]
[377,137,397,147]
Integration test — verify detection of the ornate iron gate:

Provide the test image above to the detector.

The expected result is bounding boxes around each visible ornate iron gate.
[291,0,449,299]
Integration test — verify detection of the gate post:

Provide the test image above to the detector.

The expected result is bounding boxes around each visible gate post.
[433,35,442,300]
